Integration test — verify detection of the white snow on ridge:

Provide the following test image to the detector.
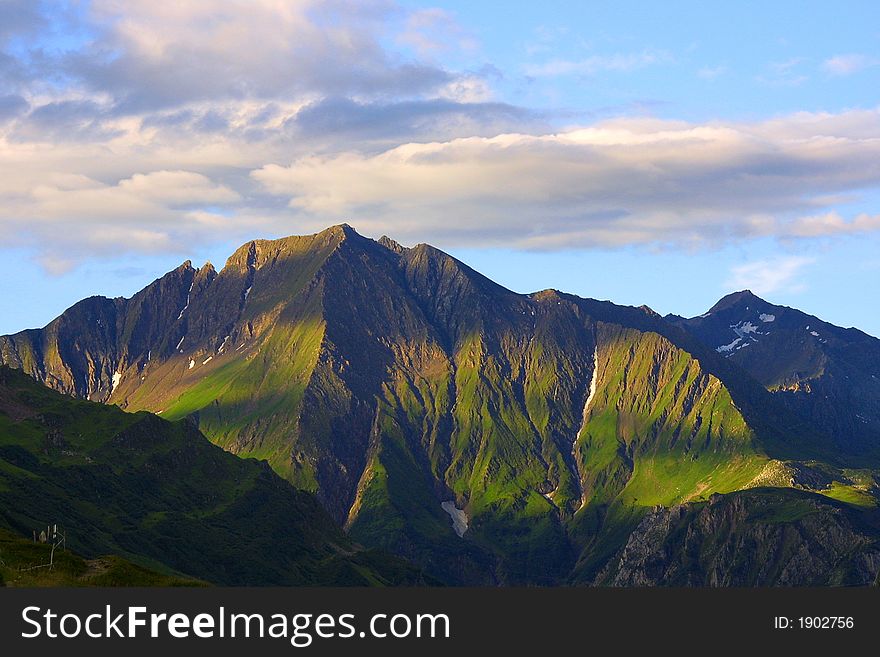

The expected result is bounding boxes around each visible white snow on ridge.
[177,281,195,320]
[759,313,775,322]
[111,372,121,393]
[188,359,195,370]
[441,501,469,537]
[573,347,600,456]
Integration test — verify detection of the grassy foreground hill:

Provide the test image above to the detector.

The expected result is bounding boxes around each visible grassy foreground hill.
[0,365,430,586]
[0,527,202,587]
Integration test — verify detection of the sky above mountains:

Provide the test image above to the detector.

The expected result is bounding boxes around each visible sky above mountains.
[1,0,879,335]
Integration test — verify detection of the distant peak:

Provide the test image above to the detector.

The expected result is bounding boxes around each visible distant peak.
[707,290,766,314]
[377,235,406,254]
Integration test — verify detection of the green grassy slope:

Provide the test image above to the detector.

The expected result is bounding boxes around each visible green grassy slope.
[0,365,430,586]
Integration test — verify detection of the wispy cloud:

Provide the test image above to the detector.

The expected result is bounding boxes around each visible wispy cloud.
[397,8,479,56]
[757,57,809,86]
[725,256,814,295]
[524,50,671,77]
[697,65,726,80]
[822,53,879,76]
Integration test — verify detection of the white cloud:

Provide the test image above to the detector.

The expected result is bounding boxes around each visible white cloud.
[3,170,241,264]
[726,256,814,296]
[822,54,879,76]
[250,111,880,249]
[2,2,880,271]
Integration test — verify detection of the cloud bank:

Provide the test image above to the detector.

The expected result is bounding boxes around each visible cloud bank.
[2,1,880,269]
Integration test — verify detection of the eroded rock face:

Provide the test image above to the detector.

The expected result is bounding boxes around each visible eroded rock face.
[598,489,880,586]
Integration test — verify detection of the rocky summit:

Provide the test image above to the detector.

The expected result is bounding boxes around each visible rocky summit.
[2,225,879,586]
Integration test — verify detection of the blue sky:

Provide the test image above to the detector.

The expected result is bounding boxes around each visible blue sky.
[1,0,879,335]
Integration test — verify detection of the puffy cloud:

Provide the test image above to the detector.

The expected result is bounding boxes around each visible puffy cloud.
[251,111,880,249]
[3,170,241,269]
[65,0,454,112]
[287,96,540,147]
[725,256,814,295]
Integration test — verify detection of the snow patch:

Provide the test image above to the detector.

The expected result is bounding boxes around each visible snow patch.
[176,336,185,351]
[716,337,743,353]
[810,330,819,337]
[441,501,468,537]
[574,347,600,456]
[218,335,230,353]
[731,320,759,336]
[111,372,121,393]
[188,359,195,370]
[584,348,599,412]
[202,356,213,365]
[697,312,712,319]
[243,286,252,300]
[759,313,775,322]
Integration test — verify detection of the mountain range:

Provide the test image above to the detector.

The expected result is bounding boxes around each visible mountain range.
[2,224,879,586]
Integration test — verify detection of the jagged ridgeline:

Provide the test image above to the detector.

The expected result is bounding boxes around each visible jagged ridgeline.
[2,225,879,585]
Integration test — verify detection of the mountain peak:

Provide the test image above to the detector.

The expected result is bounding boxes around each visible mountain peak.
[323,223,358,239]
[219,225,364,274]
[707,289,766,314]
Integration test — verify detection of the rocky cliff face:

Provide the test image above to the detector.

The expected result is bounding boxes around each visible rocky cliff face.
[597,488,880,586]
[2,226,878,586]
